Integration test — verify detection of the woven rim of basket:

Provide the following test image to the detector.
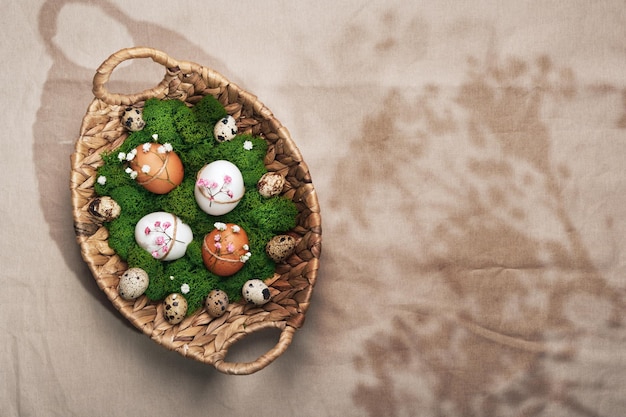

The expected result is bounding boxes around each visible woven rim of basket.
[69,47,321,375]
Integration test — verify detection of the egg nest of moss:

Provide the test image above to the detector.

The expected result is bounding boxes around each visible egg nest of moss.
[94,96,298,315]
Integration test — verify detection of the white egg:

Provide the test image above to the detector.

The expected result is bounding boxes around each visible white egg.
[213,115,237,142]
[134,212,193,261]
[194,160,245,216]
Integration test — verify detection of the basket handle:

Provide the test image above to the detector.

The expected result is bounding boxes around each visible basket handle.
[213,322,296,375]
[92,46,181,106]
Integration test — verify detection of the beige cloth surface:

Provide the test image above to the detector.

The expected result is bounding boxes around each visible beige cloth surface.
[2,0,626,415]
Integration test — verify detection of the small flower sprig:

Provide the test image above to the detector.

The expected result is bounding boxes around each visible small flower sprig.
[168,276,190,294]
[117,134,174,180]
[144,220,183,258]
[197,175,235,206]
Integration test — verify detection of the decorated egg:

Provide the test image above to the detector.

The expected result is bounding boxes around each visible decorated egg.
[266,235,297,263]
[257,172,285,198]
[205,289,229,318]
[242,279,271,305]
[135,212,193,261]
[163,293,187,324]
[127,141,184,194]
[88,196,121,222]
[213,115,237,142]
[118,267,149,300]
[121,107,145,131]
[195,160,245,216]
[201,222,251,276]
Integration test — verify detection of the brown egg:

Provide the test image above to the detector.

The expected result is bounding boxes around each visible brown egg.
[128,142,184,194]
[202,223,251,276]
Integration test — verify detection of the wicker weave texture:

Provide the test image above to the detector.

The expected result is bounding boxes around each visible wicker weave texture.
[70,47,321,375]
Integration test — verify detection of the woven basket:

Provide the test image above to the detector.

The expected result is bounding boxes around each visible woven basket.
[70,47,322,375]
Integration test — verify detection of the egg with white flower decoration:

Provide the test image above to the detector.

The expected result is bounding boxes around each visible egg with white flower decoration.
[126,141,184,194]
[201,222,251,276]
[194,160,245,216]
[134,212,193,261]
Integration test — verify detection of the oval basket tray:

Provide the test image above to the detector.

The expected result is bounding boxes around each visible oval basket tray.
[70,47,322,375]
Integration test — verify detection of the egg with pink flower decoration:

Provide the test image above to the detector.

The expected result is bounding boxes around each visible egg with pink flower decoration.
[194,160,245,216]
[134,212,193,261]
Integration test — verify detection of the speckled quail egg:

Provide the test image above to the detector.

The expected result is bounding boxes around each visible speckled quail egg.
[88,196,121,222]
[205,289,229,318]
[242,279,271,306]
[163,293,188,324]
[266,235,297,263]
[121,107,145,131]
[118,267,149,300]
[213,115,237,142]
[257,172,286,198]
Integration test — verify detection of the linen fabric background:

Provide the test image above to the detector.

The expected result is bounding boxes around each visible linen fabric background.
[2,1,626,416]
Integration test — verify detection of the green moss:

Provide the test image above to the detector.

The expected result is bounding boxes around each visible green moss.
[106,214,136,260]
[173,104,213,146]
[249,196,299,234]
[178,142,215,176]
[156,177,205,225]
[95,96,299,315]
[185,240,205,268]
[108,185,153,221]
[210,134,268,186]
[142,98,185,144]
[127,244,166,300]
[192,94,228,125]
[123,129,156,151]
